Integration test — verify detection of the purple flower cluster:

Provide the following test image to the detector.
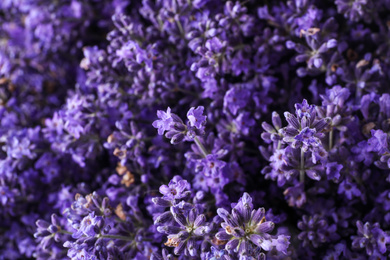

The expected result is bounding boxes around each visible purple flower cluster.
[2,0,390,259]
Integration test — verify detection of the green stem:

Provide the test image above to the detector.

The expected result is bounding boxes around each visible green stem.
[194,136,208,158]
[100,234,133,241]
[175,19,185,38]
[300,148,305,183]
[59,229,133,242]
[58,230,72,235]
[329,129,333,150]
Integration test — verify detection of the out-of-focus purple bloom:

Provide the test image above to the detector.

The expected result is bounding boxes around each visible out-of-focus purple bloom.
[158,176,191,202]
[286,33,338,75]
[325,162,343,182]
[233,112,256,136]
[153,107,173,136]
[284,183,307,208]
[6,136,36,159]
[196,153,226,177]
[151,248,174,260]
[298,215,340,248]
[223,86,251,116]
[335,0,372,22]
[187,106,207,130]
[338,179,362,200]
[376,190,390,211]
[261,111,283,144]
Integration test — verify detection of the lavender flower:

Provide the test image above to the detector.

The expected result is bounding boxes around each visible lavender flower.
[223,86,251,116]
[281,99,331,164]
[335,0,373,22]
[153,106,206,144]
[298,215,340,248]
[187,106,207,130]
[215,193,290,258]
[153,107,174,136]
[286,32,338,76]
[352,221,390,256]
[282,100,330,151]
[206,246,230,260]
[72,212,104,239]
[161,207,208,256]
[158,176,191,202]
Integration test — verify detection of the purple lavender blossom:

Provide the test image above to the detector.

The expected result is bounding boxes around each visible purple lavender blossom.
[151,249,174,260]
[196,153,226,178]
[223,86,251,116]
[335,0,373,22]
[161,207,208,256]
[158,176,191,202]
[153,107,174,136]
[216,193,290,257]
[153,107,206,144]
[282,99,331,158]
[206,247,230,260]
[338,179,362,200]
[187,106,207,130]
[352,221,390,256]
[298,215,340,248]
[72,212,103,239]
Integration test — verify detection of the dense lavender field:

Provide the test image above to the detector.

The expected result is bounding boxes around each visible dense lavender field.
[1,0,390,259]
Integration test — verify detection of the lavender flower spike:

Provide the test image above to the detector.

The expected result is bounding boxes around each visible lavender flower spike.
[216,193,290,258]
[187,106,207,130]
[153,107,173,135]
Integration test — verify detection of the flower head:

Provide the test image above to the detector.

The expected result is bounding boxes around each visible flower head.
[215,193,290,257]
[352,221,390,256]
[72,212,104,239]
[187,106,207,130]
[153,107,173,135]
[159,176,191,202]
